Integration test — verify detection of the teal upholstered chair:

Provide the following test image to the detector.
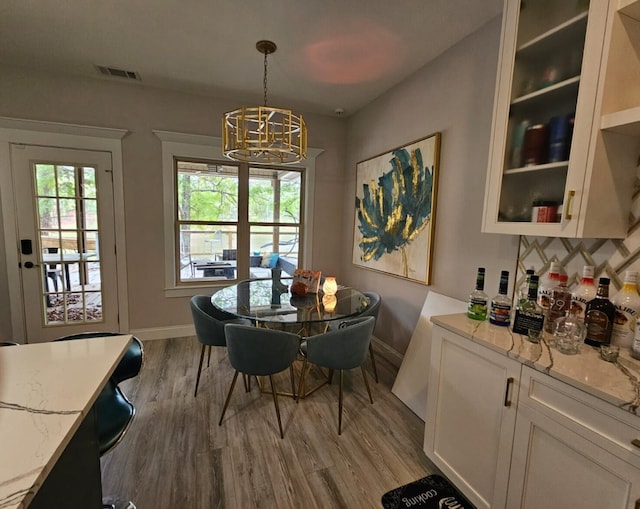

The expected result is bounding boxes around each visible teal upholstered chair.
[359,291,381,383]
[189,295,251,397]
[219,323,300,439]
[54,332,143,509]
[298,316,376,435]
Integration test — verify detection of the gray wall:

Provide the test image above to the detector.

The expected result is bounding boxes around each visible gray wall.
[344,16,519,354]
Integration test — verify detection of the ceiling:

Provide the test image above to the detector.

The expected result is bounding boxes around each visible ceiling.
[0,0,503,117]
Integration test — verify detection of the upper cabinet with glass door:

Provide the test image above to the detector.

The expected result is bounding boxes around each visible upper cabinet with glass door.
[483,0,639,238]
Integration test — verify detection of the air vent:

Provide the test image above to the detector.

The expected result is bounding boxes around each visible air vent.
[95,65,141,81]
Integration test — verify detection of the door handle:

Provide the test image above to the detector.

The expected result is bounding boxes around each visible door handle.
[504,377,514,407]
[23,261,40,269]
[565,190,575,220]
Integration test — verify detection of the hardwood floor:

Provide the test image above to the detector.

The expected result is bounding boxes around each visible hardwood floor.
[101,337,438,508]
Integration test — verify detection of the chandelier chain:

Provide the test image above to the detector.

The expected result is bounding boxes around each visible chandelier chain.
[263,51,268,107]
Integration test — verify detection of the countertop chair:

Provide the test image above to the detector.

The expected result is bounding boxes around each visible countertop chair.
[298,316,375,435]
[190,295,251,397]
[219,323,300,439]
[54,332,143,509]
[359,291,381,383]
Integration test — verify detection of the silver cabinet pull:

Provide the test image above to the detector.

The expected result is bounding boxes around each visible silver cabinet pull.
[504,377,514,407]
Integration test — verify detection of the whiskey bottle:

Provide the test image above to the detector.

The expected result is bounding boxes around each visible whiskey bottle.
[490,270,511,327]
[467,267,488,321]
[512,274,544,340]
[545,273,571,333]
[584,277,616,347]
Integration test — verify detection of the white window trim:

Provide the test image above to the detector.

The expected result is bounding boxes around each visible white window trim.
[154,130,322,298]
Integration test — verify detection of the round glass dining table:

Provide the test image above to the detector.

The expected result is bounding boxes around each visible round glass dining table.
[210,278,370,334]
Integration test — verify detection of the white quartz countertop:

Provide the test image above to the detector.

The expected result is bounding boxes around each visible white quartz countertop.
[431,314,640,417]
[0,335,132,509]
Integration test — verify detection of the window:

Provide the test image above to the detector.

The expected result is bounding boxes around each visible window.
[176,160,303,283]
[156,131,320,297]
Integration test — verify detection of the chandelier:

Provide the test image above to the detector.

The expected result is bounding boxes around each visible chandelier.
[222,40,307,164]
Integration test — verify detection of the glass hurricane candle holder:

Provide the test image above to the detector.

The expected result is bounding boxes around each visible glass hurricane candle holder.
[323,276,337,296]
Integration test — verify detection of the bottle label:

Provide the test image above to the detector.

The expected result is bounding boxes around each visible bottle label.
[467,297,487,320]
[632,319,640,359]
[611,307,637,349]
[585,309,611,344]
[538,288,552,311]
[570,297,588,320]
[490,302,511,326]
[512,309,544,335]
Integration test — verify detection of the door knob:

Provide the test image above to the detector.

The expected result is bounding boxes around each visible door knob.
[23,261,39,269]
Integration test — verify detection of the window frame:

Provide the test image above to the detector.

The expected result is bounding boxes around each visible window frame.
[155,131,320,298]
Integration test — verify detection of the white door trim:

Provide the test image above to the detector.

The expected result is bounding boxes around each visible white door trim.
[0,116,130,341]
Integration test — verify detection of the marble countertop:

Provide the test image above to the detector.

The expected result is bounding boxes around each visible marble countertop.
[431,314,640,417]
[0,335,132,509]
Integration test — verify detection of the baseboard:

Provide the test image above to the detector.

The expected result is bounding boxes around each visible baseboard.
[371,335,403,370]
[130,325,194,341]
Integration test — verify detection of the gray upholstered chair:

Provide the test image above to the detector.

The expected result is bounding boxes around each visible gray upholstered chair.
[219,323,300,439]
[359,291,381,383]
[297,316,376,435]
[190,295,251,397]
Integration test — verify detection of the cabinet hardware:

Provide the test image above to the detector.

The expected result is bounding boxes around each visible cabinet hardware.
[635,498,639,509]
[504,377,514,407]
[632,438,640,449]
[565,190,575,220]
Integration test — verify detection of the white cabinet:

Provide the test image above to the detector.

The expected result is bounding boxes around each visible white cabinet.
[423,326,520,509]
[482,0,639,238]
[507,367,640,509]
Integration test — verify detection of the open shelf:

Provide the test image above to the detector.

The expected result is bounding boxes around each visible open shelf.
[619,0,640,22]
[601,106,640,135]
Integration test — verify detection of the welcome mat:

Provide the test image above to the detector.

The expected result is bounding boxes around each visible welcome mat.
[381,474,474,509]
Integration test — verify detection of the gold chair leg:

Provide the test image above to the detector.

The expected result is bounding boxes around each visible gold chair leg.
[219,370,240,426]
[207,345,212,368]
[361,366,374,404]
[338,370,344,435]
[369,343,379,383]
[269,375,285,439]
[194,344,207,397]
[289,365,296,399]
[296,358,309,402]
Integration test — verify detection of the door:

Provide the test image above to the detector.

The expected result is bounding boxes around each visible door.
[12,145,119,342]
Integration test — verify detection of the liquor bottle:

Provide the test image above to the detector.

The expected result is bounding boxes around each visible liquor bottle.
[571,265,596,322]
[584,277,616,347]
[538,261,562,315]
[545,273,571,333]
[610,271,640,350]
[516,268,535,309]
[467,267,488,321]
[512,274,544,340]
[632,319,640,360]
[490,270,511,327]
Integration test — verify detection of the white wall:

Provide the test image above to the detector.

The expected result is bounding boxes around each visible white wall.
[343,16,519,354]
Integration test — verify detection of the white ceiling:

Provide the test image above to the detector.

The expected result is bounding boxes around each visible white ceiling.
[0,0,503,117]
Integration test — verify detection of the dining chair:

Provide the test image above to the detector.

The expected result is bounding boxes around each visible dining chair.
[54,332,143,509]
[359,291,382,383]
[297,315,376,435]
[219,323,300,439]
[189,295,251,397]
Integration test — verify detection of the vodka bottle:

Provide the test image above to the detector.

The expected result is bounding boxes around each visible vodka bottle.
[490,270,511,327]
[571,265,596,322]
[545,273,571,333]
[584,277,616,347]
[467,267,488,321]
[610,271,640,350]
[512,275,544,340]
[538,261,562,315]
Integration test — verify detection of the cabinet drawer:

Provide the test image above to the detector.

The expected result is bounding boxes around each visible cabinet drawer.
[520,366,640,465]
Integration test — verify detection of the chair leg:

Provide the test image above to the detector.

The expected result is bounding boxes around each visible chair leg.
[269,375,285,439]
[207,345,212,368]
[218,370,240,426]
[369,343,379,383]
[338,370,344,435]
[361,366,374,404]
[289,365,296,399]
[194,344,206,397]
[296,358,309,402]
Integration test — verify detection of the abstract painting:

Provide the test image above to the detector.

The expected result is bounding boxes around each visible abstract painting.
[353,133,440,284]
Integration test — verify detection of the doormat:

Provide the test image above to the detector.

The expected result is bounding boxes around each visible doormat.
[381,474,474,509]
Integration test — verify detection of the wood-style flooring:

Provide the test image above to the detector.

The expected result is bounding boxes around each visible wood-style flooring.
[100,337,438,508]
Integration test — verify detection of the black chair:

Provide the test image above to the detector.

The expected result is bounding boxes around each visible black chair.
[55,332,143,509]
[45,247,64,292]
[298,316,375,435]
[359,291,382,383]
[219,323,300,439]
[190,295,251,397]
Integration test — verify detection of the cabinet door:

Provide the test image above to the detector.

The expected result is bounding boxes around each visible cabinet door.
[508,402,640,509]
[482,0,623,238]
[423,326,520,509]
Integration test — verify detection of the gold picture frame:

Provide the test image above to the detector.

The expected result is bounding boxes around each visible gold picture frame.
[352,132,441,285]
